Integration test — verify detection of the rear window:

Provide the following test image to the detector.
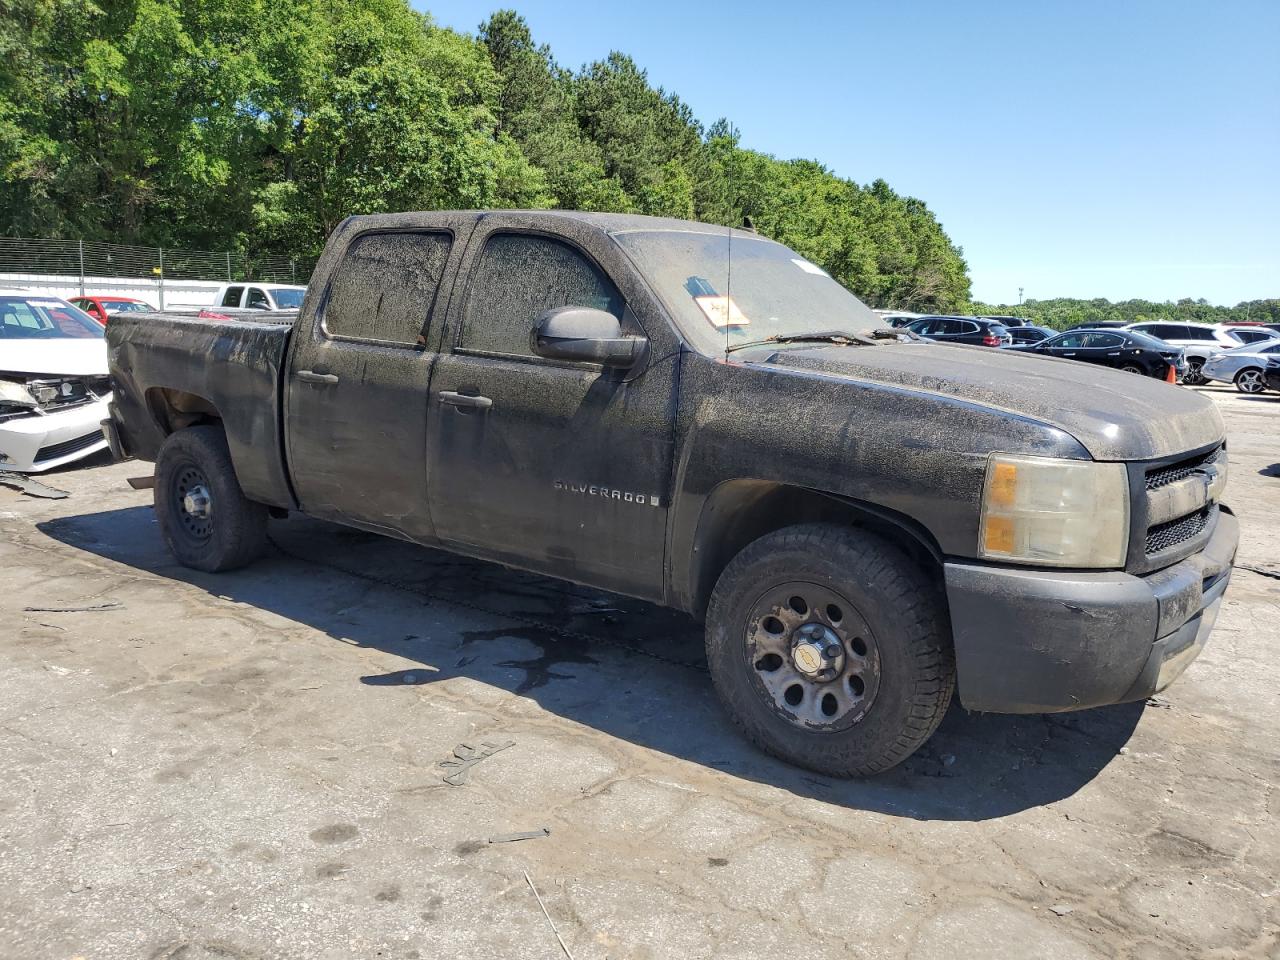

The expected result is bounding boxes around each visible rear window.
[987,324,1009,337]
[1124,331,1170,350]
[272,288,305,309]
[324,232,452,346]
[0,296,103,339]
[1182,326,1219,341]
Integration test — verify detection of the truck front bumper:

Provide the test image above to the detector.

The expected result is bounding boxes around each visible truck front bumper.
[944,508,1238,713]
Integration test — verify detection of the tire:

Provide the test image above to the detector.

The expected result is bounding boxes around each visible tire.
[705,523,955,777]
[1234,368,1266,394]
[154,425,268,572]
[1120,364,1144,374]
[1182,359,1206,385]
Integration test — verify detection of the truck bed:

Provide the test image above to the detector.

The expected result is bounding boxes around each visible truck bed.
[106,312,296,509]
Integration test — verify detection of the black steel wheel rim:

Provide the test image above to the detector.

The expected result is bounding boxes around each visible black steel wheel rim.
[743,581,882,732]
[171,462,213,542]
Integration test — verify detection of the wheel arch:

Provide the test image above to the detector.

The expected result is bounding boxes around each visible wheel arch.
[145,387,224,436]
[684,479,944,619]
[144,388,294,511]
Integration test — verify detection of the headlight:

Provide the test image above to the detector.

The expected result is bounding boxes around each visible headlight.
[979,454,1130,568]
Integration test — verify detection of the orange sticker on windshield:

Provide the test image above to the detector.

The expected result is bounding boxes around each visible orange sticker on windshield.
[694,295,750,327]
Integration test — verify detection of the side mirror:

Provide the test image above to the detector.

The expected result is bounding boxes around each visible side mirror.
[531,306,646,367]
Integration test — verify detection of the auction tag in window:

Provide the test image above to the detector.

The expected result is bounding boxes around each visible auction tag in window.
[694,295,750,327]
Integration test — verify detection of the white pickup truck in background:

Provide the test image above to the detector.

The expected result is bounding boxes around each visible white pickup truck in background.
[208,283,307,312]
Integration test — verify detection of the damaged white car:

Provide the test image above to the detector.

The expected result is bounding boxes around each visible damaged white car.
[1,291,112,472]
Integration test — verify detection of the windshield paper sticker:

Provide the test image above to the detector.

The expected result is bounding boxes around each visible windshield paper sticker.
[791,258,829,277]
[694,295,750,327]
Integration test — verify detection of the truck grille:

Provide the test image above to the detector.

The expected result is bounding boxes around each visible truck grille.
[1146,507,1212,555]
[1145,446,1220,491]
[1141,444,1222,561]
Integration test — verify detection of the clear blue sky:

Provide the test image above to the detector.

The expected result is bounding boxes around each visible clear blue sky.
[415,0,1279,306]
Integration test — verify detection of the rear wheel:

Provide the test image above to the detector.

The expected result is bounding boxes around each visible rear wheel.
[705,524,954,777]
[1235,368,1266,394]
[155,425,267,572]
[1120,363,1144,374]
[1182,359,1206,385]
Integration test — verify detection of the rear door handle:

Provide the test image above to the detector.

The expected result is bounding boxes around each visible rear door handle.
[438,390,493,410]
[297,370,339,385]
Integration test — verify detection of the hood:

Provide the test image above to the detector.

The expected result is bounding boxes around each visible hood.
[749,342,1223,461]
[0,339,109,377]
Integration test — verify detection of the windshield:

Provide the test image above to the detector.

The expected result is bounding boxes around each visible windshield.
[102,299,152,312]
[612,229,878,354]
[1222,339,1277,354]
[0,295,104,339]
[271,288,305,308]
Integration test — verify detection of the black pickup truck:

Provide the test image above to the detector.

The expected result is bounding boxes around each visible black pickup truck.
[103,211,1237,776]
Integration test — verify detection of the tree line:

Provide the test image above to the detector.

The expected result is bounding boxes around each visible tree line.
[972,297,1280,331]
[0,1,971,310]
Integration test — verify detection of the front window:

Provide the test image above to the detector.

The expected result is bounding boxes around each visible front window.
[612,229,878,354]
[0,296,104,339]
[462,233,624,358]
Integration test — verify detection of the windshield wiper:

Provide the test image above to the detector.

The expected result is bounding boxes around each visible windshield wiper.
[725,331,872,354]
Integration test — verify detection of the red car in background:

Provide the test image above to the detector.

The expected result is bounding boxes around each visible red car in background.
[69,295,156,325]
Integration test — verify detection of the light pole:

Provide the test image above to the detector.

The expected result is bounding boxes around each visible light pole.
[1017,287,1024,307]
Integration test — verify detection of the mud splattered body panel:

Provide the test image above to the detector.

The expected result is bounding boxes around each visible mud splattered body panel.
[105,210,1236,715]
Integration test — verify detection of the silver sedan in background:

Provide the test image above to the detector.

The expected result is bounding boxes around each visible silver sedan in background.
[1202,340,1280,393]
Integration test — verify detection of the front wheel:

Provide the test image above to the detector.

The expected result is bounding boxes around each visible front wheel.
[154,425,268,572]
[1182,359,1206,385]
[1235,368,1266,394]
[705,524,955,777]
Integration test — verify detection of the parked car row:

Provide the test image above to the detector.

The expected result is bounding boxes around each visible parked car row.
[1008,329,1185,381]
[884,315,1280,389]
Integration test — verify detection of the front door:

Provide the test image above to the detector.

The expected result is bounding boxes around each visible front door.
[1045,331,1086,360]
[427,222,677,601]
[285,227,463,542]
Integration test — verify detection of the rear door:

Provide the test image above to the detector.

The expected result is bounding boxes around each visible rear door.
[285,224,469,542]
[950,319,979,343]
[1080,332,1125,368]
[426,217,678,601]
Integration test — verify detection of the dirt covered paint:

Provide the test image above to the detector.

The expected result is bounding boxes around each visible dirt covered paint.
[107,209,1229,614]
[762,342,1224,462]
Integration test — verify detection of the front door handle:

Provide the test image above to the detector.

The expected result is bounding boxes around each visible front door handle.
[297,370,339,385]
[438,390,493,410]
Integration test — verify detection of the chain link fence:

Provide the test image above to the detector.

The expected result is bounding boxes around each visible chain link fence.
[0,237,315,286]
